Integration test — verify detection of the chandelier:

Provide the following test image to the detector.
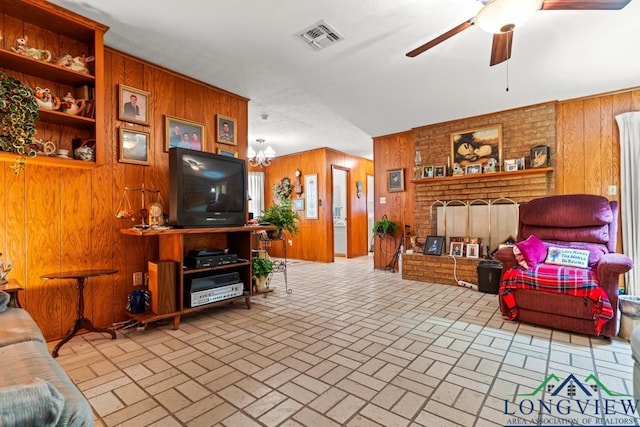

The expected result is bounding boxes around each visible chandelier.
[247,138,275,167]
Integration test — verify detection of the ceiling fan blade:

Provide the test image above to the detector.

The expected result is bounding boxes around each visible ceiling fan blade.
[541,0,631,10]
[490,31,513,66]
[406,18,474,57]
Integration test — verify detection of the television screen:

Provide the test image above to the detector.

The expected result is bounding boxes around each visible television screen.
[169,147,247,227]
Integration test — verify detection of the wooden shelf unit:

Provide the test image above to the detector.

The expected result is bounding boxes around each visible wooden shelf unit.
[0,0,107,167]
[410,167,553,184]
[121,226,271,328]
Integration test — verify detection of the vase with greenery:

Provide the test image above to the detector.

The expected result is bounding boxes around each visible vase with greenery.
[373,215,399,236]
[0,71,39,155]
[253,256,275,292]
[259,199,300,238]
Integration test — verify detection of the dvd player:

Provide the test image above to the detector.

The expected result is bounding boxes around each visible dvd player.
[185,253,238,269]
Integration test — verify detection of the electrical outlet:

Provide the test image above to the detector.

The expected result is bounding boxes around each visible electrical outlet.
[608,185,617,196]
[133,272,143,287]
[144,272,149,286]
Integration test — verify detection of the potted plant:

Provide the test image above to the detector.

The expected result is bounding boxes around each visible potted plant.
[259,200,301,238]
[0,72,39,155]
[373,215,399,236]
[253,256,275,292]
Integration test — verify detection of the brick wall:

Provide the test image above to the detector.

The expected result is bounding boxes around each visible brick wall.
[403,102,556,285]
[412,102,556,239]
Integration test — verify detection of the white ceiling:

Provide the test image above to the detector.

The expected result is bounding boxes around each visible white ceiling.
[49,0,640,160]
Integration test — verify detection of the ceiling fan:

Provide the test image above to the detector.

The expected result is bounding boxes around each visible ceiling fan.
[406,0,632,66]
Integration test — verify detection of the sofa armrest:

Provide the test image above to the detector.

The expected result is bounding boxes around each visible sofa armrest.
[597,253,633,277]
[493,247,517,272]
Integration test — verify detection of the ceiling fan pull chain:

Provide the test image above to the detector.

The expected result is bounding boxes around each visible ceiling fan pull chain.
[505,34,510,92]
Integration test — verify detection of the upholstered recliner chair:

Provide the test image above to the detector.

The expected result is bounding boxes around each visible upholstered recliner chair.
[494,194,633,338]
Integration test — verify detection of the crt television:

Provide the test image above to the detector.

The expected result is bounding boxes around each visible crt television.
[169,147,247,227]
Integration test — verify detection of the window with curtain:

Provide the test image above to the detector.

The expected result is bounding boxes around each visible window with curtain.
[248,171,265,219]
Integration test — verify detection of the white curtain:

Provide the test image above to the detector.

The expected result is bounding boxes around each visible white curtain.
[615,112,640,295]
[248,171,265,220]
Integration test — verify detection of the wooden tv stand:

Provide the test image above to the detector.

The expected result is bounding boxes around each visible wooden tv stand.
[120,225,270,329]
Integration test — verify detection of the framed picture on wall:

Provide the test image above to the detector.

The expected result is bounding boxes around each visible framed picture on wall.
[216,114,237,145]
[165,115,204,152]
[217,148,238,158]
[305,174,318,219]
[119,128,150,165]
[451,125,502,169]
[387,168,405,192]
[293,198,305,211]
[118,84,150,126]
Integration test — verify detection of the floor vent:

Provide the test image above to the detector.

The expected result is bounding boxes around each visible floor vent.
[298,20,344,50]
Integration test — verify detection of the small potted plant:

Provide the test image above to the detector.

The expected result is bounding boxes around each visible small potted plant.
[253,256,275,292]
[259,199,300,239]
[373,215,399,236]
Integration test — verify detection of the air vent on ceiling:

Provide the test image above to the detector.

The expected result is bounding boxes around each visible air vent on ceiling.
[298,20,344,50]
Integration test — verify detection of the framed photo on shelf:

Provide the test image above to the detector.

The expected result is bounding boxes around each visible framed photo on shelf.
[423,236,444,256]
[217,148,238,158]
[165,115,204,152]
[118,84,150,126]
[530,145,550,168]
[434,166,446,177]
[293,198,305,211]
[216,114,237,145]
[465,163,482,175]
[119,128,150,165]
[466,243,480,259]
[305,174,318,219]
[387,168,405,192]
[450,242,464,257]
[422,166,434,178]
[451,124,502,169]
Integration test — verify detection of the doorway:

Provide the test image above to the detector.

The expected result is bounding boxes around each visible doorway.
[367,174,374,253]
[332,166,348,257]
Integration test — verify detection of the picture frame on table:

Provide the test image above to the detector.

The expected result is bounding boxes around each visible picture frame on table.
[119,128,150,165]
[422,166,434,178]
[451,124,502,170]
[217,148,238,158]
[387,168,405,192]
[118,84,150,126]
[423,236,444,256]
[216,114,237,145]
[450,242,464,257]
[434,166,446,177]
[165,115,205,152]
[466,243,480,259]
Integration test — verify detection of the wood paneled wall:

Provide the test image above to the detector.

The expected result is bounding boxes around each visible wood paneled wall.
[0,48,249,341]
[372,131,414,269]
[254,147,373,262]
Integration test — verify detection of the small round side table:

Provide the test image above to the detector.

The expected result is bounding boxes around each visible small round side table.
[41,269,118,358]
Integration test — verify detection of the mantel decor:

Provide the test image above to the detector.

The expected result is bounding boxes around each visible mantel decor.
[0,72,38,155]
[451,124,502,170]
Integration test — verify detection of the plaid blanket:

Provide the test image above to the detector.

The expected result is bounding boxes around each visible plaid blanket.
[500,263,613,334]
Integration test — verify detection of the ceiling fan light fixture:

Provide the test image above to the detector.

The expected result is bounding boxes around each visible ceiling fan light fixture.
[475,0,543,34]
